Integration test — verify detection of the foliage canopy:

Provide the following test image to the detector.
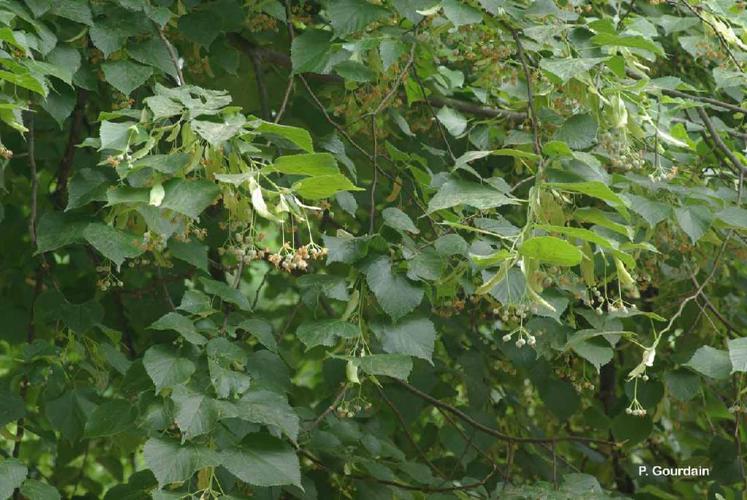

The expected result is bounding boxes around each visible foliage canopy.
[1,0,747,498]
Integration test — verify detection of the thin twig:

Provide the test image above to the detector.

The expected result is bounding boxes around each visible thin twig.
[306,383,348,431]
[394,380,615,446]
[429,94,526,122]
[509,28,542,162]
[53,89,88,209]
[221,259,245,333]
[658,108,745,337]
[249,51,271,120]
[274,77,294,123]
[697,107,747,174]
[690,273,739,333]
[13,113,43,480]
[251,270,269,310]
[157,25,184,87]
[299,447,497,493]
[675,0,743,71]
[157,266,176,311]
[369,115,379,234]
[27,113,38,246]
[378,386,445,479]
[410,65,456,161]
[369,41,417,117]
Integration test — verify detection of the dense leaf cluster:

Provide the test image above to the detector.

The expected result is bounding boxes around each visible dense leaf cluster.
[1,0,747,498]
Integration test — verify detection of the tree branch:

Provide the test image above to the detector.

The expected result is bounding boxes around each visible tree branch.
[509,28,542,160]
[394,380,615,446]
[53,89,88,209]
[157,25,184,86]
[697,107,747,174]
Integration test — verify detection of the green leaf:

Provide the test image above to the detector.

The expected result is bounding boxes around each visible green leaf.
[191,114,246,146]
[105,186,148,206]
[206,338,251,398]
[0,459,27,499]
[0,70,46,96]
[382,207,419,233]
[233,390,300,440]
[200,277,252,311]
[42,86,76,128]
[99,120,135,152]
[716,206,747,229]
[674,205,712,243]
[573,207,635,239]
[536,224,613,249]
[172,385,230,440]
[292,174,362,200]
[323,234,371,264]
[327,0,389,36]
[436,106,467,136]
[235,319,278,353]
[145,94,184,119]
[36,212,88,253]
[685,346,732,379]
[143,344,196,392]
[553,113,598,150]
[143,437,219,487]
[101,61,153,96]
[351,354,413,380]
[19,480,60,500]
[45,389,93,442]
[50,0,93,25]
[179,289,213,316]
[297,319,358,350]
[625,194,672,227]
[131,153,192,177]
[548,181,628,210]
[538,378,580,420]
[160,178,220,219]
[66,168,111,210]
[256,121,314,152]
[149,312,207,345]
[519,236,583,266]
[380,39,406,70]
[591,33,664,56]
[178,9,221,47]
[219,434,302,488]
[168,238,209,272]
[0,391,25,427]
[611,413,652,446]
[268,153,338,176]
[365,256,423,321]
[539,57,608,83]
[728,337,747,373]
[291,30,333,74]
[664,369,700,402]
[571,339,614,372]
[335,60,377,82]
[84,399,136,438]
[374,316,436,363]
[83,223,145,268]
[427,178,518,213]
[490,148,541,160]
[442,0,482,26]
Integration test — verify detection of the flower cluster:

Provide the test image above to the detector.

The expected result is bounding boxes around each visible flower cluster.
[501,325,539,348]
[625,399,647,417]
[95,266,123,292]
[493,303,530,323]
[728,404,747,414]
[267,243,328,272]
[584,286,638,315]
